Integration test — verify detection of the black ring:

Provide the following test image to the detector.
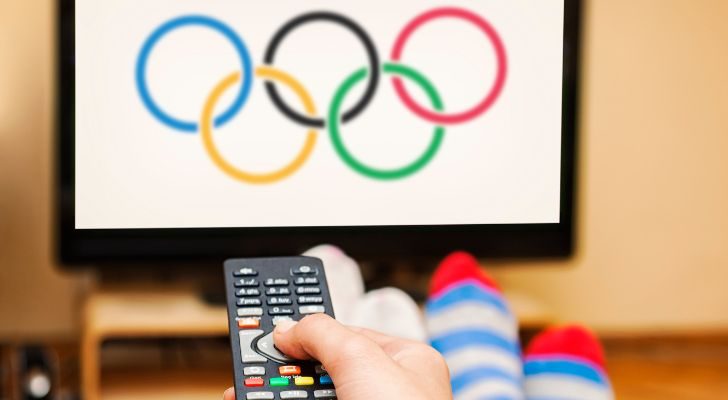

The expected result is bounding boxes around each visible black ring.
[264,12,380,129]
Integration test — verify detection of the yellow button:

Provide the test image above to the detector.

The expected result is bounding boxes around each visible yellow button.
[294,377,314,386]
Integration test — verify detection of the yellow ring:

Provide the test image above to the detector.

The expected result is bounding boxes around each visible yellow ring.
[200,66,318,184]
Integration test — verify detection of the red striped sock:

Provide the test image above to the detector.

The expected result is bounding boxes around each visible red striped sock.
[524,325,613,400]
[430,251,501,297]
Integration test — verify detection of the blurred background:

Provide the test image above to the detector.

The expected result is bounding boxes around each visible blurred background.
[1,0,728,399]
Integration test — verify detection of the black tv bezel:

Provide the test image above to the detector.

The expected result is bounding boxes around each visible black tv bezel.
[57,0,581,265]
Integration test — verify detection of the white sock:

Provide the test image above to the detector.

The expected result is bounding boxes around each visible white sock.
[303,244,364,325]
[349,287,427,342]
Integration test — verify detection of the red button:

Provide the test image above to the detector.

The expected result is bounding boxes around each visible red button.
[238,318,260,329]
[244,377,264,387]
[279,365,301,376]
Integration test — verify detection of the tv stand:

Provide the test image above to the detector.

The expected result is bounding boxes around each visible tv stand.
[80,287,229,400]
[80,276,552,399]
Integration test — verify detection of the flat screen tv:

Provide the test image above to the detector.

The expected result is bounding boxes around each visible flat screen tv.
[57,0,581,264]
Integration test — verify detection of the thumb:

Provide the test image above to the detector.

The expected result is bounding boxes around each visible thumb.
[273,314,389,377]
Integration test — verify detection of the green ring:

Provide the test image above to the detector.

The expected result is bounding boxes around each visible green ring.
[328,62,445,180]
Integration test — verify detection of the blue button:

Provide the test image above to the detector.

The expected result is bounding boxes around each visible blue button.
[319,375,333,385]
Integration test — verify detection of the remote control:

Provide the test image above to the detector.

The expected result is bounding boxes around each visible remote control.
[224,257,337,400]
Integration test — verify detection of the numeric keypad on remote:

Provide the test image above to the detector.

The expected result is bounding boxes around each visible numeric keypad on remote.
[224,257,336,400]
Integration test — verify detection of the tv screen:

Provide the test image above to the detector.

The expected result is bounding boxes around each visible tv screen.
[58,0,580,263]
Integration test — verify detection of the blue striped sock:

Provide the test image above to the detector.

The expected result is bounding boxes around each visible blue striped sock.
[524,326,614,400]
[426,252,524,400]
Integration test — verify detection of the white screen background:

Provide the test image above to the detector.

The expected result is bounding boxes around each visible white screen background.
[75,0,564,228]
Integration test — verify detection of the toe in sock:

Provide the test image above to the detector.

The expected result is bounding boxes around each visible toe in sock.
[427,252,524,400]
[350,287,428,342]
[303,244,364,324]
[524,325,613,400]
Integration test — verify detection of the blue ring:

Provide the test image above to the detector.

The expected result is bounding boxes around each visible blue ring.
[135,15,254,133]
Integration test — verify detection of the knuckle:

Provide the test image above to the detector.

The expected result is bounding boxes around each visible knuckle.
[419,344,449,374]
[339,336,376,357]
[297,313,331,332]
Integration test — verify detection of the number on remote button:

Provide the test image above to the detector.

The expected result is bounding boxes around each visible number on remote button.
[294,277,318,285]
[237,288,260,297]
[269,307,294,316]
[267,287,291,295]
[296,286,321,294]
[265,278,289,286]
[298,296,323,304]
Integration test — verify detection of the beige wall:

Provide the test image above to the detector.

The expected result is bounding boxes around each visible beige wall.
[492,0,728,333]
[1,0,727,338]
[0,0,85,340]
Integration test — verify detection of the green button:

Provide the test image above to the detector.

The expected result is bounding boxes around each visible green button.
[269,377,290,387]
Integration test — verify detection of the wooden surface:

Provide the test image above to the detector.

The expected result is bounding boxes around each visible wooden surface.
[81,287,552,400]
[101,369,230,400]
[82,289,229,400]
[607,335,728,399]
[88,336,728,400]
[81,290,728,400]
[86,289,228,337]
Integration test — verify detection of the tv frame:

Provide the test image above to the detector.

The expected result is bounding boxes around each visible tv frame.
[57,0,581,265]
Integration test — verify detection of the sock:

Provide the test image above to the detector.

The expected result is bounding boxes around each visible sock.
[303,244,364,325]
[426,252,524,400]
[349,287,428,342]
[524,325,614,400]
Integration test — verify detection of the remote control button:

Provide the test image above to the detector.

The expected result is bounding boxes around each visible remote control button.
[294,277,319,286]
[237,288,261,297]
[280,390,309,399]
[296,287,321,295]
[291,265,318,275]
[243,366,266,376]
[314,365,327,375]
[269,377,290,387]
[265,278,289,286]
[294,377,314,386]
[266,287,291,296]
[237,298,262,307]
[256,331,295,363]
[239,330,266,364]
[319,375,333,385]
[313,389,337,399]
[299,305,325,315]
[237,308,263,317]
[268,307,294,316]
[267,297,293,305]
[272,316,293,326]
[297,296,323,305]
[244,377,264,387]
[237,318,260,329]
[279,365,301,376]
[246,392,274,400]
[233,267,258,277]
[235,278,259,287]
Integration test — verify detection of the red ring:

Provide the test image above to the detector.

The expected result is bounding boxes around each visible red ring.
[390,7,508,125]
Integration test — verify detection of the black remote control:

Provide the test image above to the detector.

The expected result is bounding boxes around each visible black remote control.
[224,257,337,400]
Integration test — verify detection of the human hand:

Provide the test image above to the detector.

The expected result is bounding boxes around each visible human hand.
[223,313,451,400]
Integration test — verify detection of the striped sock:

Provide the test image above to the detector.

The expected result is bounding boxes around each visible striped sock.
[426,252,524,400]
[524,326,614,400]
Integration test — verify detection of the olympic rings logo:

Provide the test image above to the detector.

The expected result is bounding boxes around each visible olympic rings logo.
[136,7,507,184]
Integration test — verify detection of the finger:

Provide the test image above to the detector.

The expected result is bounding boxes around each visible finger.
[274,314,391,375]
[223,387,235,400]
[349,326,413,348]
[350,327,449,378]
